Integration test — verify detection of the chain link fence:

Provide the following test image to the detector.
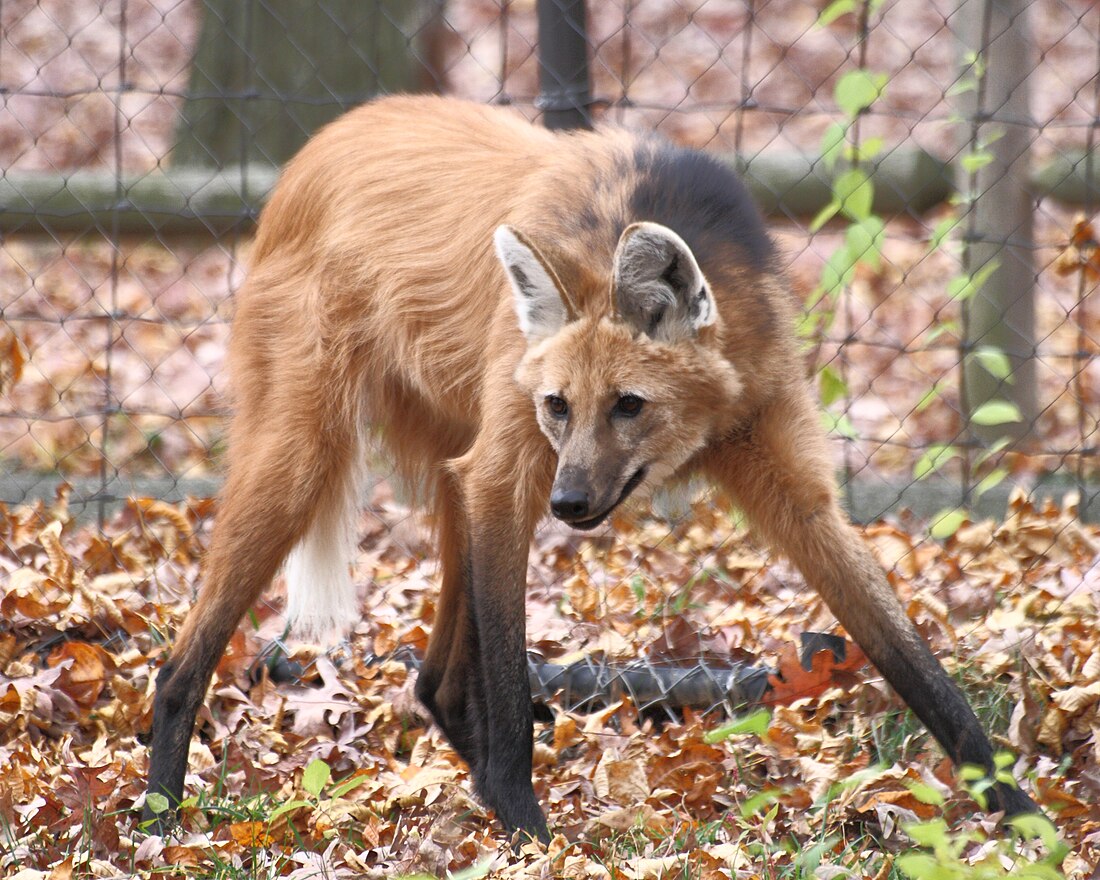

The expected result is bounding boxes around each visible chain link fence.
[2,0,1097,526]
[3,7,1100,869]
[1,0,1098,706]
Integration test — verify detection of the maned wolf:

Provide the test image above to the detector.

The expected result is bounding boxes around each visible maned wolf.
[144,95,1038,840]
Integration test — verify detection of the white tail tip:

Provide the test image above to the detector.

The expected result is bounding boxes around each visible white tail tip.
[284,540,359,643]
[284,475,362,643]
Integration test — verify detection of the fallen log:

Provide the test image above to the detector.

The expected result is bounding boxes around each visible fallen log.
[253,631,857,717]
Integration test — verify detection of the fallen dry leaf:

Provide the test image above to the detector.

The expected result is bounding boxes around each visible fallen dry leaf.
[593,751,649,805]
[765,641,869,704]
[46,642,115,708]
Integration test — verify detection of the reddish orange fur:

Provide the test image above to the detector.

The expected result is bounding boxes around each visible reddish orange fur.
[145,95,1038,840]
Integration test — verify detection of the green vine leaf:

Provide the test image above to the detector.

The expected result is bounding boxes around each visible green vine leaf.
[903,819,951,849]
[816,0,858,27]
[267,799,311,822]
[821,410,858,438]
[930,507,967,539]
[974,467,1008,499]
[913,444,958,480]
[914,383,942,413]
[960,148,995,173]
[144,792,169,815]
[329,774,371,798]
[834,70,887,118]
[846,135,884,163]
[704,708,771,743]
[819,364,848,405]
[819,245,860,296]
[970,400,1023,426]
[834,167,874,220]
[845,215,885,268]
[904,781,946,806]
[946,260,999,301]
[972,346,1013,381]
[809,198,841,233]
[947,75,979,98]
[302,758,331,798]
[927,215,960,253]
[739,788,782,819]
[820,122,847,171]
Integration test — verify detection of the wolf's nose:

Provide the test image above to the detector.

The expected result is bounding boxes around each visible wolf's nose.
[551,488,590,520]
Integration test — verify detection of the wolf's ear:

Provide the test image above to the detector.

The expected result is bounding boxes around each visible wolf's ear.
[612,222,716,342]
[495,226,575,342]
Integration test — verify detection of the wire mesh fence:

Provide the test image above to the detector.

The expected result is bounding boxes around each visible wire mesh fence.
[2,0,1097,524]
[1,0,1099,869]
[2,0,1098,703]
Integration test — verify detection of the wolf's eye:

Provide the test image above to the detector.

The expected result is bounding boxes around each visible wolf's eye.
[546,395,569,418]
[615,394,645,417]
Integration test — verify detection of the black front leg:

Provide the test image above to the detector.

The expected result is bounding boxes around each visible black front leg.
[703,391,1041,822]
[414,483,547,841]
[414,478,496,781]
[467,526,549,843]
[415,596,491,778]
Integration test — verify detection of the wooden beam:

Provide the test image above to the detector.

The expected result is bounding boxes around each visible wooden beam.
[0,149,955,235]
[4,147,1094,237]
[0,165,279,236]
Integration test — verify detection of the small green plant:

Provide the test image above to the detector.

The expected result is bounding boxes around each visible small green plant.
[803,0,890,442]
[704,707,772,744]
[916,52,1026,540]
[808,6,1025,529]
[917,236,1019,541]
[141,758,371,877]
[264,758,370,830]
[395,861,493,880]
[896,755,1067,879]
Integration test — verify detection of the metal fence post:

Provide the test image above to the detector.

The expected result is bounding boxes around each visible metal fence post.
[536,0,592,130]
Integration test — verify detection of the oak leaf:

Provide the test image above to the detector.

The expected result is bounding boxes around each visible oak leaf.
[46,642,115,708]
[765,641,868,704]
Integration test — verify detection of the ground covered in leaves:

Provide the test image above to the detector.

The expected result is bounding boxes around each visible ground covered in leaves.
[1,483,1098,878]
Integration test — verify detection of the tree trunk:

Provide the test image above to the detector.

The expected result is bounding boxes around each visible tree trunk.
[173,0,442,168]
[954,0,1038,444]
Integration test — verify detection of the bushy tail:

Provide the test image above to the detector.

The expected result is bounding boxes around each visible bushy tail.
[284,455,364,642]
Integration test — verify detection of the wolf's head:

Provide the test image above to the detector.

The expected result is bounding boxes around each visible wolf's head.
[495,222,743,529]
